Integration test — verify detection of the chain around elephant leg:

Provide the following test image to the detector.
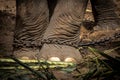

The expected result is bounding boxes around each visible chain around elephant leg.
[13,0,49,59]
[79,0,120,46]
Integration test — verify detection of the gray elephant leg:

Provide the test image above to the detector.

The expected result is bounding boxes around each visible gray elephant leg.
[39,0,88,62]
[80,0,120,44]
[91,0,120,30]
[13,0,49,59]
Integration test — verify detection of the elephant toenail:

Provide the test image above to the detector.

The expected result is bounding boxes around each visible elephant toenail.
[21,56,29,60]
[64,57,76,63]
[48,57,61,62]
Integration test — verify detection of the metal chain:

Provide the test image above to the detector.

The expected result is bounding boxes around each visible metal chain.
[13,31,120,48]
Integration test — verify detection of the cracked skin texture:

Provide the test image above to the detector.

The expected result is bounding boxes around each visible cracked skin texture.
[0,0,120,63]
[14,0,120,63]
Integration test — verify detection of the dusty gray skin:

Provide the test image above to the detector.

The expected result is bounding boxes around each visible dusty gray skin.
[13,0,120,62]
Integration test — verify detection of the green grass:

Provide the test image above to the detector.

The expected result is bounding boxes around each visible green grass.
[0,47,120,80]
[74,47,120,80]
[0,57,76,80]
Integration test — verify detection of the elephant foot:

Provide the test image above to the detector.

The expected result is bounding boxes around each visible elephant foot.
[13,44,82,63]
[13,48,40,60]
[80,28,120,45]
[38,44,82,63]
[93,21,120,31]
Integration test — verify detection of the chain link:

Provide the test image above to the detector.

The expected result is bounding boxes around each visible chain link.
[13,32,120,48]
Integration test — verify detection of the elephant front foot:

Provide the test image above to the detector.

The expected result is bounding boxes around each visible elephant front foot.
[13,48,40,60]
[38,44,82,63]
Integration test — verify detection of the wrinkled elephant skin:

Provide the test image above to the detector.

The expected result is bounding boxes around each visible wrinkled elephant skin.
[13,0,120,63]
